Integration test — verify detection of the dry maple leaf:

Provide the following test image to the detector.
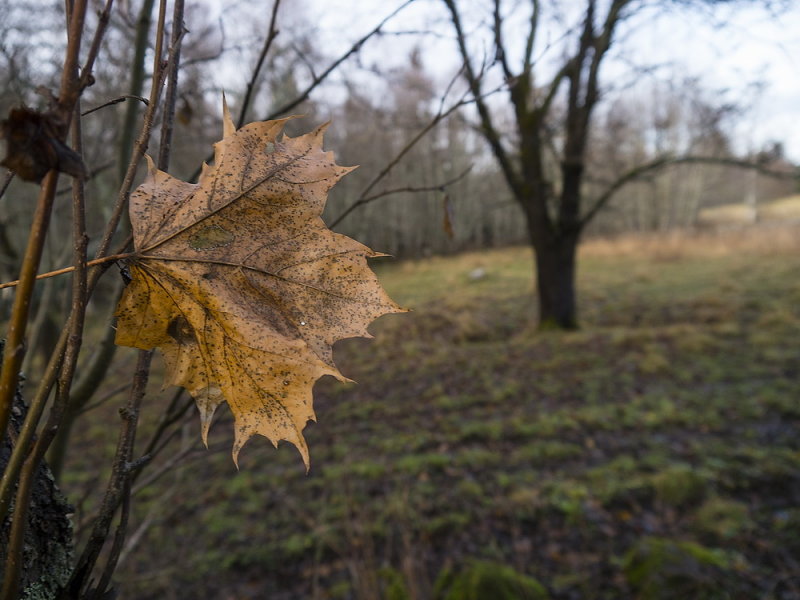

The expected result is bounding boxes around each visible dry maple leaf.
[114,104,405,468]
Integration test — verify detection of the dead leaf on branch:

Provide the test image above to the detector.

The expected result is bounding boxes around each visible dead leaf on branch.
[1,107,86,182]
[114,104,405,468]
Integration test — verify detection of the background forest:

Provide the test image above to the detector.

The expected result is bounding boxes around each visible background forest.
[0,0,798,598]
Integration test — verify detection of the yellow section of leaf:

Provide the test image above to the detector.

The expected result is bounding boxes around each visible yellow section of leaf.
[114,110,405,468]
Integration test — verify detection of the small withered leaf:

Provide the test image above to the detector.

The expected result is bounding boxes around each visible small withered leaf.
[0,107,86,182]
[114,102,406,468]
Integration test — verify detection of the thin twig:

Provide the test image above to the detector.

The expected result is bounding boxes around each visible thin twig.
[350,167,472,208]
[236,0,281,129]
[130,443,198,495]
[93,3,173,262]
[25,99,91,475]
[77,381,130,415]
[55,160,113,196]
[0,173,60,450]
[329,76,480,228]
[0,253,135,290]
[68,295,124,415]
[265,0,412,121]
[0,170,13,202]
[137,388,192,467]
[188,0,413,182]
[81,95,149,116]
[77,0,115,93]
[156,0,186,170]
[118,0,157,184]
[68,350,152,599]
[0,246,127,520]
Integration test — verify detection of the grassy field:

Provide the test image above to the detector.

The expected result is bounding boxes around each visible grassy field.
[64,226,800,599]
[698,195,800,226]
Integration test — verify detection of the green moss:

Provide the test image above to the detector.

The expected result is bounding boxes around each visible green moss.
[457,421,505,443]
[511,441,583,466]
[329,580,352,599]
[636,344,671,374]
[692,496,752,539]
[650,464,707,507]
[622,537,737,600]
[455,477,484,500]
[435,560,549,600]
[542,481,591,522]
[379,567,410,600]
[425,512,472,536]
[323,460,387,481]
[396,452,450,475]
[456,447,503,468]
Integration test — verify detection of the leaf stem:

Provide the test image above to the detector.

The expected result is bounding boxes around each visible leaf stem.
[0,253,135,290]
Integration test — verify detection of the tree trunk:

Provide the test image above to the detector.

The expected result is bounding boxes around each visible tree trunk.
[531,231,579,330]
[0,364,74,598]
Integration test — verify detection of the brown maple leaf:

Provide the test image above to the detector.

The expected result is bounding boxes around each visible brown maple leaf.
[114,104,405,468]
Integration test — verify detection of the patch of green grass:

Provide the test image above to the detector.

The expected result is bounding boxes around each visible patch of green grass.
[622,537,742,600]
[510,441,584,466]
[434,560,549,600]
[650,464,708,507]
[395,452,451,476]
[691,496,753,540]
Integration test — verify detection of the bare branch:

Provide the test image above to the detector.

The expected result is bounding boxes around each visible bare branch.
[492,0,514,82]
[189,0,413,183]
[329,73,477,228]
[580,155,797,229]
[137,388,193,471]
[339,167,472,217]
[0,170,13,202]
[443,0,523,197]
[523,0,540,74]
[77,0,114,93]
[81,94,149,117]
[117,0,156,184]
[157,0,187,170]
[264,0,413,121]
[236,0,281,129]
[55,160,113,196]
[95,0,174,261]
[69,349,152,599]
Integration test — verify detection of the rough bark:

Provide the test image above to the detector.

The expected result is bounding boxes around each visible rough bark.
[526,213,579,330]
[0,362,73,599]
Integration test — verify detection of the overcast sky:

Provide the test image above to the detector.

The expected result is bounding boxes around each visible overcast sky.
[302,0,800,161]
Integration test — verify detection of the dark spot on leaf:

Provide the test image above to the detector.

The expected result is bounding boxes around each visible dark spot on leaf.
[189,224,234,250]
[167,315,195,345]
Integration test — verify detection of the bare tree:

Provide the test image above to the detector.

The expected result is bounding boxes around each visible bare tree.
[443,0,792,329]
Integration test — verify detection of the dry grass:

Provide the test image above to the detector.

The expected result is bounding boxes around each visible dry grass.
[580,224,800,261]
[697,203,756,225]
[697,194,800,226]
[759,194,800,220]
